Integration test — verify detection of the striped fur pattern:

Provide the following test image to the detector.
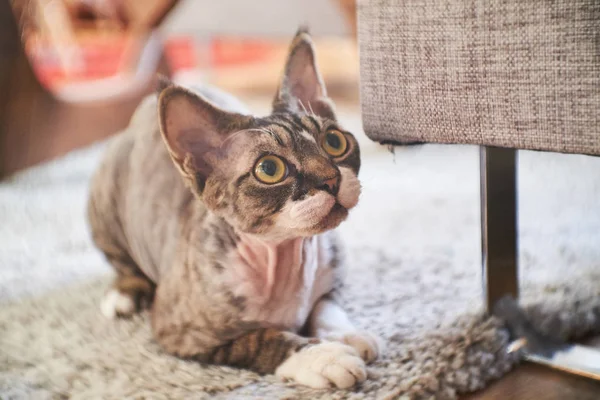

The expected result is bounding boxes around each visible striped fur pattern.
[88,29,381,389]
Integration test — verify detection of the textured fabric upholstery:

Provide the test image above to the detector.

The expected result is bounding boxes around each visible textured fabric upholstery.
[358,0,600,155]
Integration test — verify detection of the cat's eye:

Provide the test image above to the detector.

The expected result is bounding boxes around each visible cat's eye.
[322,130,348,157]
[253,155,288,184]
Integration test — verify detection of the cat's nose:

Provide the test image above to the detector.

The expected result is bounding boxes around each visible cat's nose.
[319,176,339,194]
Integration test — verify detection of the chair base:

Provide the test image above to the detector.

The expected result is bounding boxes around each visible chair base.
[480,146,600,381]
[495,296,600,380]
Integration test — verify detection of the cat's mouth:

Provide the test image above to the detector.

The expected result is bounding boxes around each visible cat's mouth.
[309,202,349,233]
[276,190,354,237]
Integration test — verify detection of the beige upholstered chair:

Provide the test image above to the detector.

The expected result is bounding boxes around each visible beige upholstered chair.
[358,0,600,378]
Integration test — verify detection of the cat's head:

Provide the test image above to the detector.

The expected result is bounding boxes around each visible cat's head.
[158,29,361,241]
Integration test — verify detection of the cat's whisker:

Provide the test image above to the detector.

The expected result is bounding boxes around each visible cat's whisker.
[217,128,283,158]
[248,128,281,144]
[251,128,283,143]
[298,99,309,115]
[220,128,272,149]
[253,127,277,136]
[307,101,316,117]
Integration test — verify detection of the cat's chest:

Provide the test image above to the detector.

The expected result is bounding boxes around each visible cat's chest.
[223,234,336,331]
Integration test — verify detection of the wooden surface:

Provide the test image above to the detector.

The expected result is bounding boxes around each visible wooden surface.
[466,363,600,400]
[334,0,357,38]
[467,337,600,399]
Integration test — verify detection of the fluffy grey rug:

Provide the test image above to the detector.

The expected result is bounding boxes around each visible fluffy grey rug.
[2,111,600,399]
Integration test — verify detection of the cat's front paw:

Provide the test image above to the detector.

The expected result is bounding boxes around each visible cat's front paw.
[275,341,366,389]
[327,331,383,363]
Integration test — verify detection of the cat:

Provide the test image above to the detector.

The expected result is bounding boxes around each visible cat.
[88,29,382,389]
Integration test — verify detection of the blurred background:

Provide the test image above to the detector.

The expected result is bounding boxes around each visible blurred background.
[3,3,600,398]
[1,0,359,178]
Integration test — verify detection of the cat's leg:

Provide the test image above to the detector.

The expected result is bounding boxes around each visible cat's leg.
[200,328,367,389]
[102,268,155,319]
[307,296,383,363]
[88,193,155,319]
[98,248,156,319]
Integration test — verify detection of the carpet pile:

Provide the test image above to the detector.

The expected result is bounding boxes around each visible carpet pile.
[2,113,600,399]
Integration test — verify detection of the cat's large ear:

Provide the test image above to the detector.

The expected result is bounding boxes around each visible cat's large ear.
[158,84,250,191]
[273,28,336,120]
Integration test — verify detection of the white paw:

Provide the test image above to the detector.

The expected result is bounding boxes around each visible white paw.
[327,331,383,363]
[275,341,366,389]
[100,289,135,319]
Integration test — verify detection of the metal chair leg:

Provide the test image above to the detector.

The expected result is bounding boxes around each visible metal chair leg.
[480,146,519,311]
[480,146,600,380]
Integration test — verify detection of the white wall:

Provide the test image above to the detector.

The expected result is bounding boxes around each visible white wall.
[161,0,349,37]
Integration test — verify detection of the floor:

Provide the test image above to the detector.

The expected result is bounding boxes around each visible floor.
[467,335,600,399]
[3,74,599,398]
[468,363,600,400]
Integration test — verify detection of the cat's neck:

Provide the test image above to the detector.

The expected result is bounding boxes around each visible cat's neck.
[236,232,311,263]
[222,230,330,330]
[235,230,307,248]
[233,231,311,300]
